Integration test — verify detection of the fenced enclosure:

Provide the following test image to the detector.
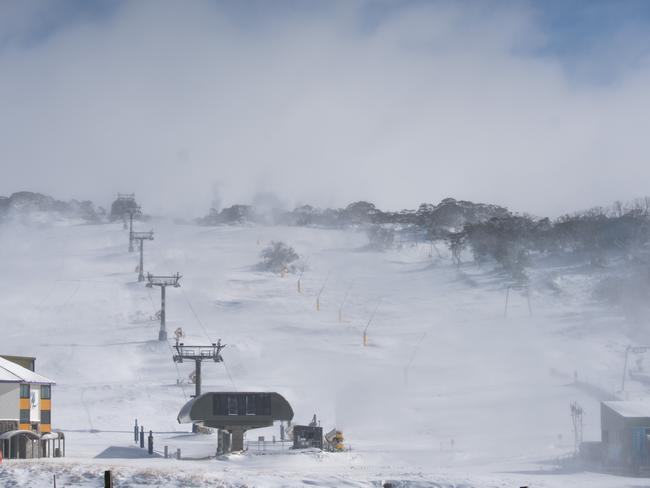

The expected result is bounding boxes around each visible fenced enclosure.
[244,438,293,453]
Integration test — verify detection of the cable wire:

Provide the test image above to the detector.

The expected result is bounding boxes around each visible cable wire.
[147,284,188,400]
[152,240,237,391]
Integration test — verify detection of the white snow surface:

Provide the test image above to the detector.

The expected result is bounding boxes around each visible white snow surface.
[0,218,643,486]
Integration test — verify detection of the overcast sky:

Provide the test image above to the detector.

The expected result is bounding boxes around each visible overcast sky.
[2,0,650,217]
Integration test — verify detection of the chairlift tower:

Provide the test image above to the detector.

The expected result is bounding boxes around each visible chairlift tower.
[126,206,142,252]
[173,340,226,398]
[146,273,181,341]
[132,231,154,282]
[115,193,139,252]
[620,345,650,392]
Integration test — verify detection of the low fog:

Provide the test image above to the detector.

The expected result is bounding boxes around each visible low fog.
[2,1,650,217]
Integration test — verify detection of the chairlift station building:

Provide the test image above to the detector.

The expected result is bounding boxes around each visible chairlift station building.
[178,391,293,452]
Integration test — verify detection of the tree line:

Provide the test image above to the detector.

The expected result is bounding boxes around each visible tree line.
[447,198,650,282]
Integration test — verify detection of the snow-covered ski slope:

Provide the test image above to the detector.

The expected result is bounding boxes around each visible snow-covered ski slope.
[0,217,642,487]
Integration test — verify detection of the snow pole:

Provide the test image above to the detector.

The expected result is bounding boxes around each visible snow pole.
[339,283,353,324]
[363,299,381,347]
[403,332,427,385]
[316,273,330,312]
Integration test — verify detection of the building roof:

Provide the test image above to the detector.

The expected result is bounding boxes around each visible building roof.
[0,430,41,441]
[603,401,650,418]
[0,355,35,371]
[177,391,293,429]
[0,356,55,384]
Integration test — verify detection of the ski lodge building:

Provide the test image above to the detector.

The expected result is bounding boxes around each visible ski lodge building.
[599,401,650,473]
[0,355,64,459]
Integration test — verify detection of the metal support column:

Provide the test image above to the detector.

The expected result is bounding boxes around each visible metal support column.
[173,341,225,398]
[138,239,145,282]
[159,285,167,341]
[129,212,134,252]
[195,359,201,398]
[146,273,180,342]
[132,231,153,282]
[230,428,244,451]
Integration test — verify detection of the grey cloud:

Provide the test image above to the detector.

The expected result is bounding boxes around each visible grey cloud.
[1,0,649,217]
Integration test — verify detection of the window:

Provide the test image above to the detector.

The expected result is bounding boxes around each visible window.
[213,393,271,416]
[0,420,17,433]
[227,396,238,415]
[19,409,30,424]
[41,385,51,400]
[20,384,30,399]
[41,410,51,424]
[237,395,246,416]
[213,395,227,415]
[245,395,256,415]
[257,394,271,416]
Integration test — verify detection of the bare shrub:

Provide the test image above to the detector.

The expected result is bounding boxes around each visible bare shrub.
[259,241,300,273]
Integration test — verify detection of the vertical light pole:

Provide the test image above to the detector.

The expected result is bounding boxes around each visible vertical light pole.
[131,231,154,282]
[146,273,182,341]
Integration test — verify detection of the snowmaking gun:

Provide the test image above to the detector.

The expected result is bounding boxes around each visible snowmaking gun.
[324,428,345,452]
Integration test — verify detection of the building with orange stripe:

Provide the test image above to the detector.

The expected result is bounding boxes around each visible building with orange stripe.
[0,355,58,459]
